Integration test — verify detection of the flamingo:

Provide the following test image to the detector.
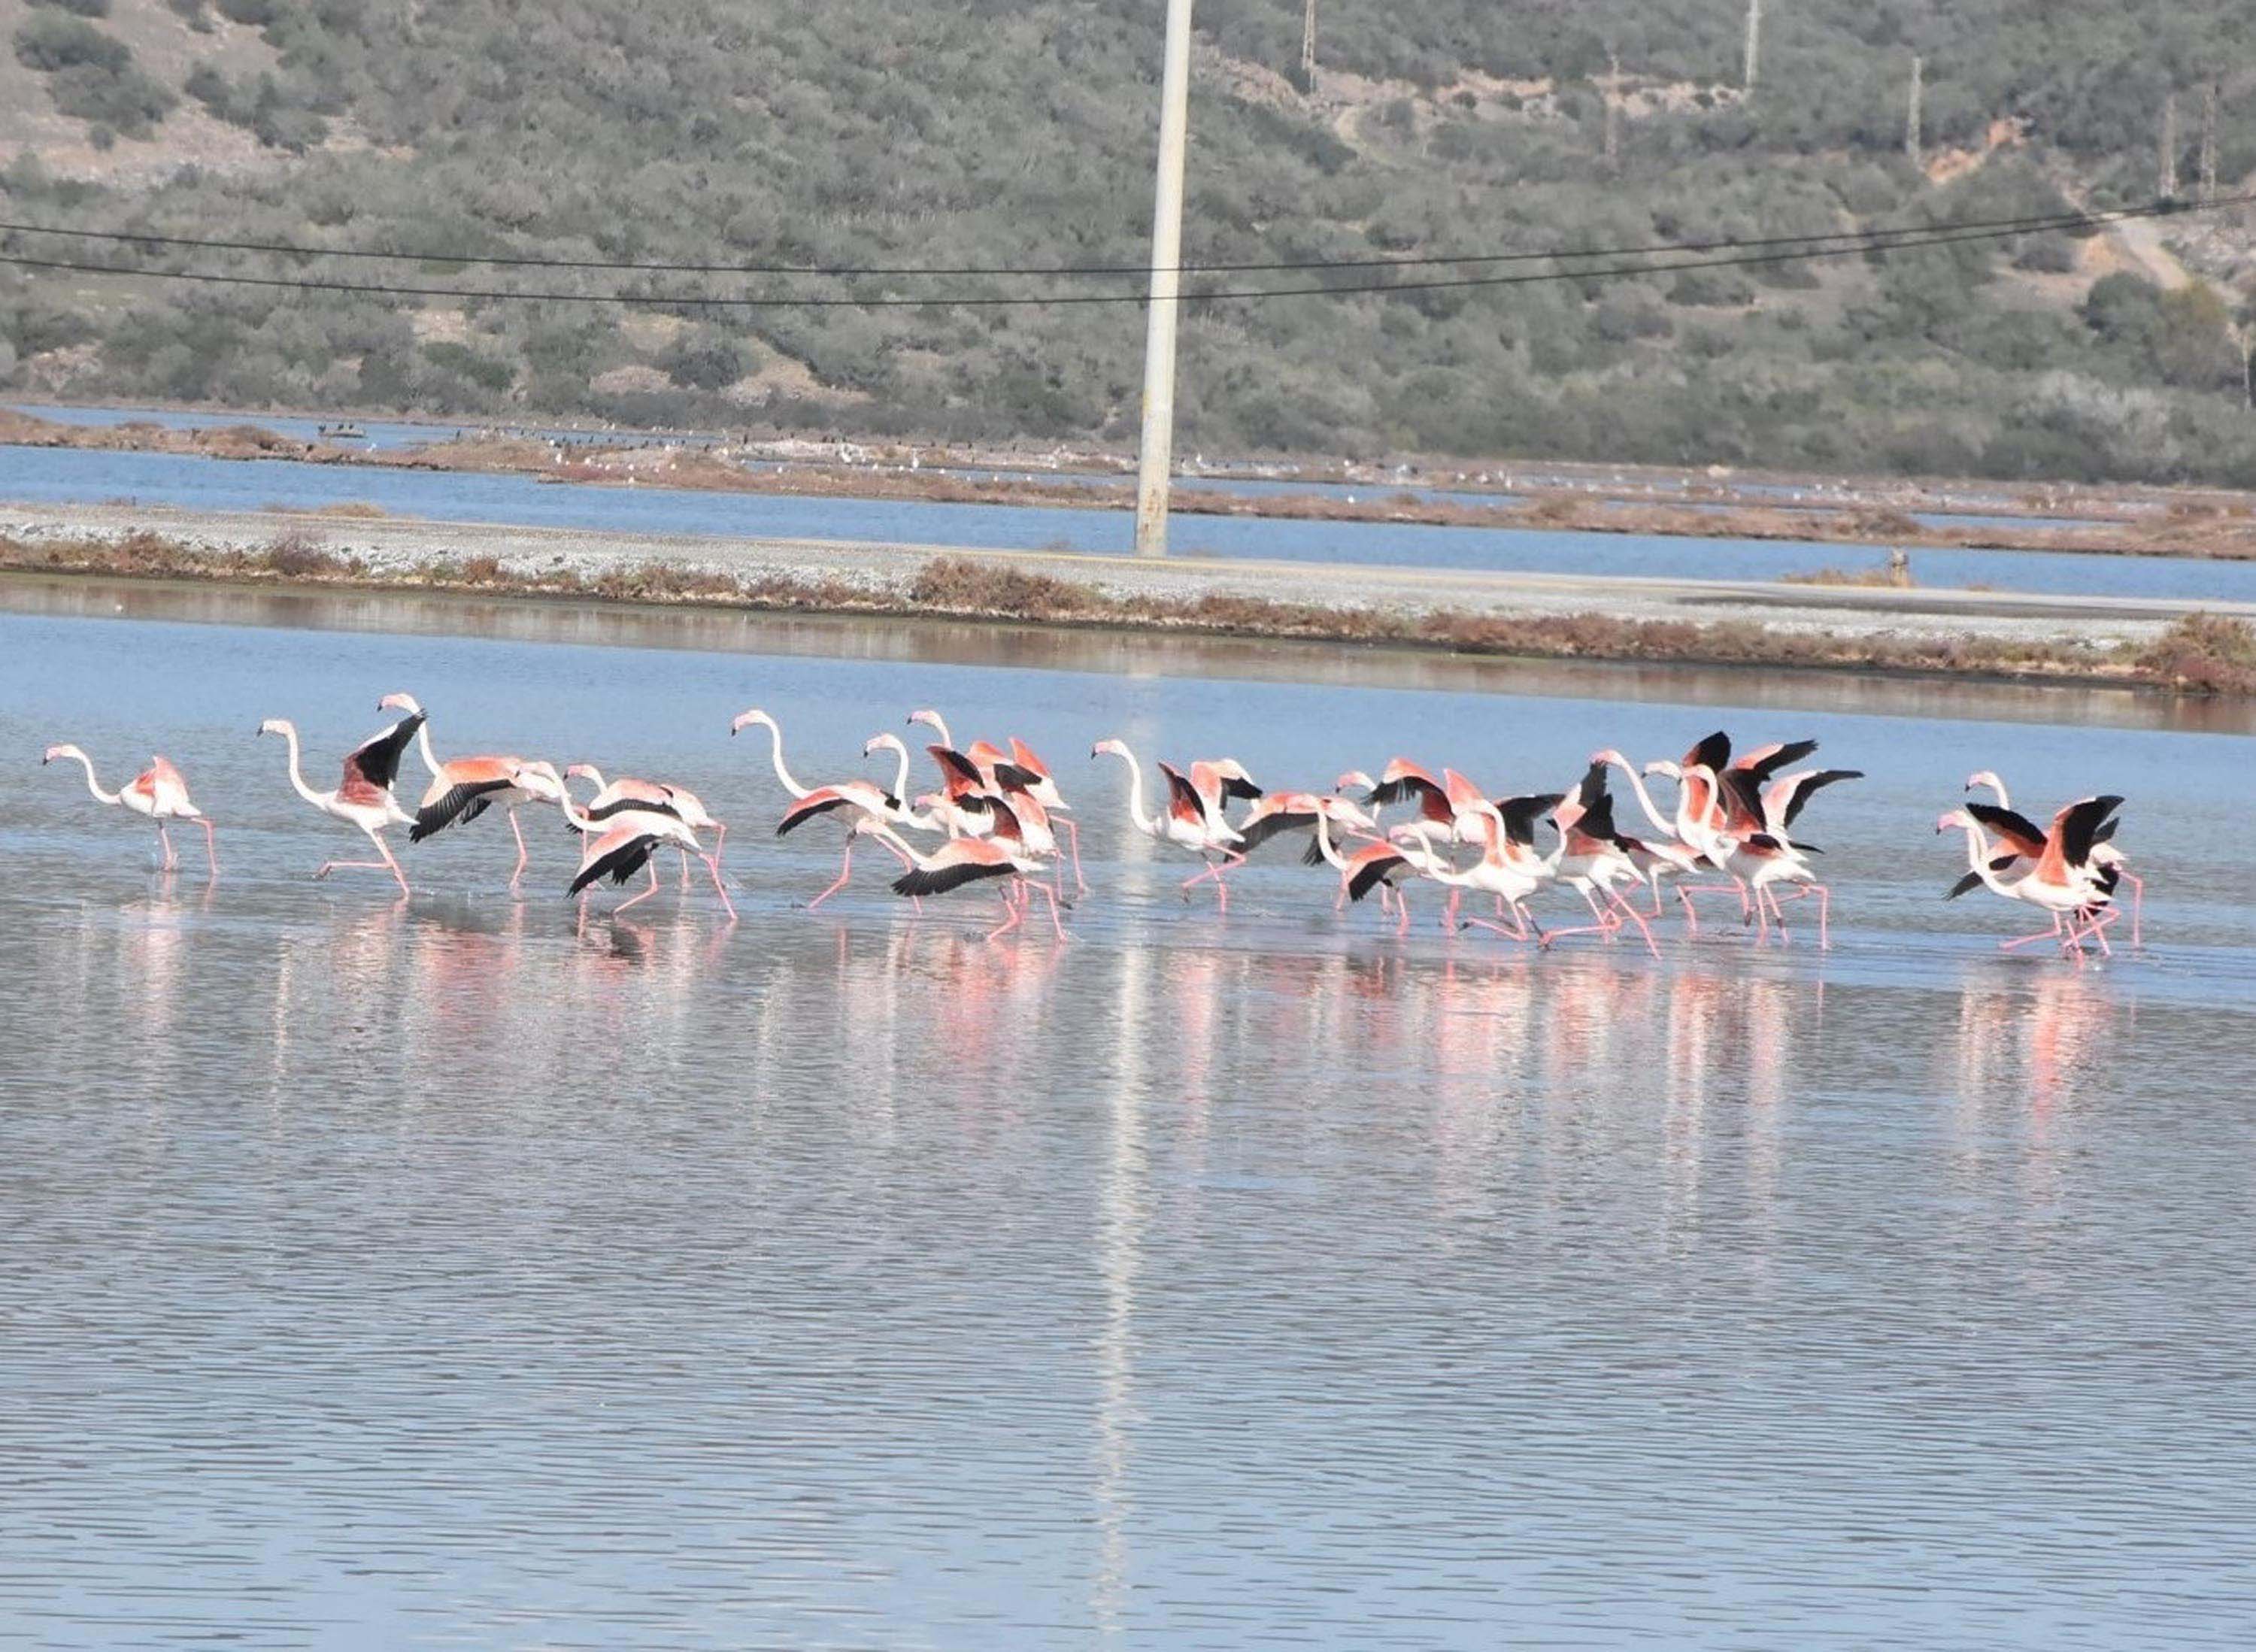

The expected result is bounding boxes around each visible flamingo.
[256,708,425,896]
[565,765,726,888]
[375,693,563,893]
[997,737,1086,894]
[1591,748,1707,925]
[557,782,735,921]
[1435,811,1549,942]
[1234,789,1378,858]
[1964,771,2142,947]
[1089,739,1249,909]
[1643,732,1817,919]
[1937,798,2121,960]
[41,744,218,876]
[774,765,929,911]
[1696,761,1860,947]
[866,814,1066,941]
[1363,758,1460,837]
[1544,770,1659,956]
[1308,810,1452,934]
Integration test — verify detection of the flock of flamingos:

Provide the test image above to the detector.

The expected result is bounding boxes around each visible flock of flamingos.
[38,693,2143,960]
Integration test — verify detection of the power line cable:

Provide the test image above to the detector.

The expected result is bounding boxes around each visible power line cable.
[0,193,2231,280]
[0,207,2229,309]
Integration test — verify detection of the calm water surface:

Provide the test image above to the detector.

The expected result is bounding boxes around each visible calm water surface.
[8,442,2254,604]
[3,605,2254,1650]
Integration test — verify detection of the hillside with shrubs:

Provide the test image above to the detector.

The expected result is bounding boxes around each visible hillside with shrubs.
[2,0,2255,481]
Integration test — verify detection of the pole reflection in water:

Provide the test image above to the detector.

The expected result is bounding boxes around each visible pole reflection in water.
[1094,938,1151,1638]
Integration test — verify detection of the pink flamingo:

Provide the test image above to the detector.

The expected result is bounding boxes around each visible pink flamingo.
[376,693,564,893]
[1964,771,2142,947]
[256,708,425,896]
[1090,739,1251,909]
[41,744,218,876]
[1937,797,2121,962]
[558,783,735,921]
[565,765,726,889]
[867,817,1066,941]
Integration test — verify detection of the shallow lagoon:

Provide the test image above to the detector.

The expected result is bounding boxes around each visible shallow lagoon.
[2,599,2252,1649]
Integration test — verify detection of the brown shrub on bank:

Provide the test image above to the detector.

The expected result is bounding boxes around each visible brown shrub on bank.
[2136,612,2256,694]
[590,561,748,602]
[260,529,350,577]
[1842,508,1922,538]
[908,556,1107,617]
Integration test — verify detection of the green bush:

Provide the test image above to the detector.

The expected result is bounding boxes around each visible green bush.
[47,62,176,137]
[14,13,127,72]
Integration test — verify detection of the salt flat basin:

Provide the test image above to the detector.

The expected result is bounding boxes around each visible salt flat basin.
[3,599,2253,1649]
[8,441,2256,603]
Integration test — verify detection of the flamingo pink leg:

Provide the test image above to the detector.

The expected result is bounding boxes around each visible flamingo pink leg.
[1607,888,1662,957]
[1681,881,1751,920]
[1394,886,1413,935]
[984,892,1025,942]
[315,832,410,896]
[1462,906,1539,944]
[156,823,177,871]
[1061,817,1088,897]
[2121,874,2145,950]
[614,858,664,914]
[508,808,531,893]
[1674,885,1700,936]
[197,818,219,878]
[1022,877,1068,939]
[806,840,856,911]
[2000,914,2068,952]
[701,853,737,922]
[1540,914,1618,950]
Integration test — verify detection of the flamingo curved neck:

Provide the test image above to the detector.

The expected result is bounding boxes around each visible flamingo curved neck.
[922,714,954,750]
[752,720,806,799]
[1949,817,2015,895]
[1613,760,1675,838]
[59,750,122,807]
[1103,746,1157,836]
[272,726,327,810]
[1312,811,1350,871]
[412,720,443,779]
[880,742,911,804]
[866,820,929,871]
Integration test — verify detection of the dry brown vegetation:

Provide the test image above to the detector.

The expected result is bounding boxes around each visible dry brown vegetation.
[2135,613,2256,695]
[7,531,2252,696]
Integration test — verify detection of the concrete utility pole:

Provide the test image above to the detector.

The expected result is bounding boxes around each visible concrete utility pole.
[2160,91,2179,199]
[2200,81,2219,202]
[1301,0,1317,94]
[1603,47,1622,174]
[1742,0,1761,95]
[1905,55,1922,166]
[1134,0,1195,559]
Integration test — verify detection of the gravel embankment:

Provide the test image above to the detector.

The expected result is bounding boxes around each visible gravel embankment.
[5,499,2250,652]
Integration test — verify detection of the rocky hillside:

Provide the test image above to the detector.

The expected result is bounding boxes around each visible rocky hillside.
[3,0,2255,482]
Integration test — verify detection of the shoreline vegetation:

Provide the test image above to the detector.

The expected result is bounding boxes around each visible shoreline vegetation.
[7,526,2252,698]
[12,408,2256,566]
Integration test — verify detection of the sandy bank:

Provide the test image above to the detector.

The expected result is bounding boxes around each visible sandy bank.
[3,500,2252,696]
